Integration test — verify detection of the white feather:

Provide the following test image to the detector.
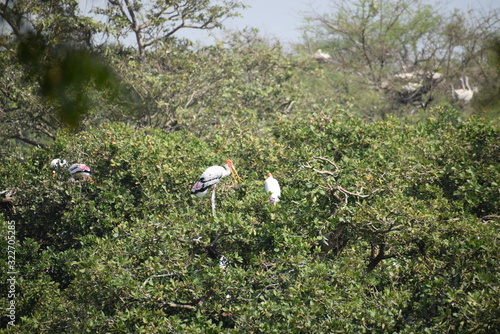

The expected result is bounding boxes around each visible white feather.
[191,161,233,197]
[264,173,281,204]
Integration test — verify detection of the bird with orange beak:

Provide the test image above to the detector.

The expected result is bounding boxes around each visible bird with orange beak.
[191,159,240,197]
[191,159,241,216]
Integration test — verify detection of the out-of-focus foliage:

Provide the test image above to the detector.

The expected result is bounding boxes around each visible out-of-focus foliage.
[474,36,500,117]
[109,30,295,139]
[0,0,116,147]
[1,0,499,150]
[1,110,499,332]
[299,0,500,118]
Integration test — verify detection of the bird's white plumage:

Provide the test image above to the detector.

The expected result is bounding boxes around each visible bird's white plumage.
[50,158,68,169]
[264,173,281,204]
[191,161,233,197]
[219,255,229,270]
[452,76,474,102]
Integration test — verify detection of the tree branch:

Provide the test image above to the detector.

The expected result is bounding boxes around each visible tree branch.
[366,243,395,273]
[165,301,196,310]
[11,131,46,148]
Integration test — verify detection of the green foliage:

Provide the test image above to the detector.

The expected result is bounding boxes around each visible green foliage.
[0,0,115,146]
[110,32,295,138]
[1,1,499,332]
[1,110,498,332]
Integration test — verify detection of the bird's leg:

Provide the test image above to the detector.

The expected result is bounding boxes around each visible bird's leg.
[211,185,216,217]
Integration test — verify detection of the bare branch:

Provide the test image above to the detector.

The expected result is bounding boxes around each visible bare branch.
[165,301,196,310]
[11,130,46,148]
[366,243,396,273]
[336,185,374,198]
[141,273,179,288]
[313,156,339,171]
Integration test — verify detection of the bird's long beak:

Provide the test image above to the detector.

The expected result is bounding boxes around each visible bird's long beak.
[230,164,242,183]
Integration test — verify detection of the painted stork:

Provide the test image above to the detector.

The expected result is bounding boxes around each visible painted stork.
[68,163,93,182]
[191,159,240,215]
[452,76,474,103]
[264,173,281,205]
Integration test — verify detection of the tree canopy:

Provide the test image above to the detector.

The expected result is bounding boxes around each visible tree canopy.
[1,112,499,332]
[299,0,500,115]
[93,0,246,56]
[0,0,499,332]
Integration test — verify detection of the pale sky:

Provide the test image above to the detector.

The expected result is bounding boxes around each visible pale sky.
[180,0,498,46]
[80,0,498,47]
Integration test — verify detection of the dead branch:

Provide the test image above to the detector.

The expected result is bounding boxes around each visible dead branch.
[11,130,46,148]
[163,288,216,311]
[320,184,379,200]
[365,221,404,234]
[165,302,196,310]
[302,156,339,176]
[336,185,373,198]
[142,273,179,288]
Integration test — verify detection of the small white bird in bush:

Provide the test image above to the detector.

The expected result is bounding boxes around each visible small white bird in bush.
[50,158,68,169]
[50,158,69,178]
[264,173,281,205]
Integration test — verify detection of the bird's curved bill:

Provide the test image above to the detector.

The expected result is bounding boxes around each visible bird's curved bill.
[230,165,242,183]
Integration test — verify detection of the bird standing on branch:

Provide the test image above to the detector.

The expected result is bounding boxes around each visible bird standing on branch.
[68,163,93,183]
[264,173,281,205]
[191,159,241,215]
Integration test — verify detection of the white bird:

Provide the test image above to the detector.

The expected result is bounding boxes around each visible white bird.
[312,49,333,63]
[68,163,92,181]
[219,255,229,270]
[50,158,68,176]
[452,76,474,102]
[191,160,239,197]
[264,173,281,205]
[191,160,241,215]
[50,158,68,169]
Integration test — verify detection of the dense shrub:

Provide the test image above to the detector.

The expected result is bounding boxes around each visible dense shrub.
[1,109,499,332]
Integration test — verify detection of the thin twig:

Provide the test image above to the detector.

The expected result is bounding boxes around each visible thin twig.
[313,156,339,171]
[336,185,373,198]
[142,273,179,288]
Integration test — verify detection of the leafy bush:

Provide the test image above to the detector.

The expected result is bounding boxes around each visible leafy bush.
[1,110,499,332]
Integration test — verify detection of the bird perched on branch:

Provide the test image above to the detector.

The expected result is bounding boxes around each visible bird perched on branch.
[191,160,241,215]
[191,160,240,197]
[264,173,281,205]
[68,163,93,182]
[312,49,333,63]
[50,159,93,184]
